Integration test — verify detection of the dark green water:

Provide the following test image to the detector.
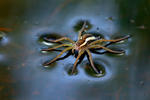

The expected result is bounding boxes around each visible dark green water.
[0,0,150,100]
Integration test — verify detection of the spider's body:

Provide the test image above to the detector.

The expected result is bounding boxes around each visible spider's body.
[42,22,130,74]
[74,34,97,51]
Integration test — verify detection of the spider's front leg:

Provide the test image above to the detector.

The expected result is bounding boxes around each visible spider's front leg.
[78,21,87,39]
[89,45,124,54]
[86,49,99,74]
[43,46,73,66]
[45,37,75,44]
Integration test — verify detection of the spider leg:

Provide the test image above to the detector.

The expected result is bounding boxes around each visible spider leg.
[86,49,99,74]
[89,35,130,46]
[78,21,87,39]
[44,38,62,44]
[56,50,72,61]
[89,42,117,54]
[89,45,124,54]
[45,37,75,44]
[76,53,86,65]
[90,49,107,55]
[71,50,85,74]
[102,35,130,42]
[43,46,73,66]
[42,44,72,51]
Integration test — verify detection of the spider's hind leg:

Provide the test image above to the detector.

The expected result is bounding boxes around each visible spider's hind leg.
[77,52,86,65]
[43,46,73,66]
[90,49,107,55]
[56,50,72,61]
[71,50,85,74]
[86,49,99,74]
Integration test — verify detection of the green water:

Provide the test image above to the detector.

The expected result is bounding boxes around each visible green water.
[0,0,150,100]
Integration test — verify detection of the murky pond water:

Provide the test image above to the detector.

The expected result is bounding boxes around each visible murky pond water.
[0,0,150,100]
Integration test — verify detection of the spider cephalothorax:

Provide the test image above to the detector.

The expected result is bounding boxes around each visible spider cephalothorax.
[73,34,99,51]
[42,22,130,74]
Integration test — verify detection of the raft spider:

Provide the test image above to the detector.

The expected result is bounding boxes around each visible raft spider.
[42,21,130,74]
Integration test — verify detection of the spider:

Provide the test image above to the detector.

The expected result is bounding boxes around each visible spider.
[42,21,130,74]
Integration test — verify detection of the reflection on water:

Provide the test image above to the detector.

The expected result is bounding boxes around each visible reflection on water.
[0,0,150,100]
[65,65,79,75]
[73,20,92,32]
[38,33,63,46]
[84,61,106,78]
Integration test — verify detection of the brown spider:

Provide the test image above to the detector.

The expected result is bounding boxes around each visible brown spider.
[42,22,130,74]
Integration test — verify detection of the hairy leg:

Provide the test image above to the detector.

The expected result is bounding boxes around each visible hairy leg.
[71,50,85,74]
[78,21,87,39]
[89,45,124,54]
[45,37,75,44]
[90,49,107,55]
[76,53,85,65]
[43,46,73,66]
[56,50,71,61]
[89,35,130,46]
[86,49,99,74]
[42,44,72,51]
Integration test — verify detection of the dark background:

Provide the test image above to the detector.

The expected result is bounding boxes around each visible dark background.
[0,0,150,100]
